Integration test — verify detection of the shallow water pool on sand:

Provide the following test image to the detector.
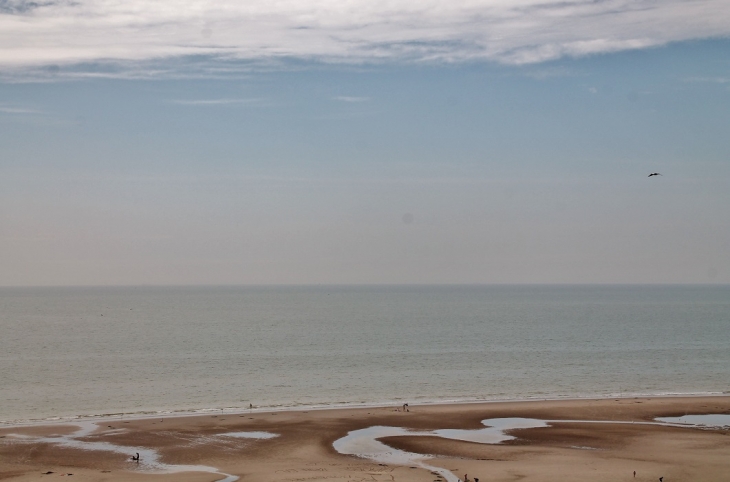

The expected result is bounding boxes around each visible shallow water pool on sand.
[333,418,548,482]
[655,414,730,427]
[3,423,278,482]
[333,414,730,481]
[434,417,549,444]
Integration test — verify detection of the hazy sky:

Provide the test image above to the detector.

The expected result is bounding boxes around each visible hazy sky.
[1,0,729,286]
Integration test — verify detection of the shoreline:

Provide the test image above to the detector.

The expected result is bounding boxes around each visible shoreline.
[3,391,728,428]
[2,396,730,482]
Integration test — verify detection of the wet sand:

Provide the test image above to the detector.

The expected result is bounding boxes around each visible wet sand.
[1,396,729,482]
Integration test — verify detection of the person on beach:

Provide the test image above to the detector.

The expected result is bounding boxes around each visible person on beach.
[403,403,409,412]
[131,453,139,463]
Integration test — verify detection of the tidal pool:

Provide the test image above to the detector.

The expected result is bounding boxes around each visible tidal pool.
[655,414,730,428]
[333,418,548,482]
[2,423,279,482]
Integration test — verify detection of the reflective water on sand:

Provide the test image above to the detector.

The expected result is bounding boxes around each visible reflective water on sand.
[333,418,548,482]
[655,414,730,428]
[434,417,548,444]
[3,423,277,482]
[334,425,458,482]
[334,414,730,481]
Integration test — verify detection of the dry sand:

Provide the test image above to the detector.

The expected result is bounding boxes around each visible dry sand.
[1,396,729,482]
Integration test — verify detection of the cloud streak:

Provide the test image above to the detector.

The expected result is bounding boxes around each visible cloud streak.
[683,76,730,84]
[169,98,261,105]
[1,0,729,76]
[333,96,370,103]
[0,104,40,114]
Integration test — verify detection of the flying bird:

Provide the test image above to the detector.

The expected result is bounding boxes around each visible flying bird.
[648,173,662,177]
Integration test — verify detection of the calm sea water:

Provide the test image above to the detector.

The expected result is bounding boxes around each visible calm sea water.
[1,285,728,423]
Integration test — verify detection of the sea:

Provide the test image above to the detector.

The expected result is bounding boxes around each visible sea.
[1,285,728,424]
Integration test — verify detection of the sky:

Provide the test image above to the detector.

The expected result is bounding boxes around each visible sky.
[1,0,729,286]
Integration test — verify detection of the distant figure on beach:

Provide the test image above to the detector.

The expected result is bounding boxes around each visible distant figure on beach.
[463,473,468,482]
[250,403,253,409]
[633,471,636,478]
[131,453,139,463]
[659,477,663,482]
[403,403,409,412]
[474,478,479,482]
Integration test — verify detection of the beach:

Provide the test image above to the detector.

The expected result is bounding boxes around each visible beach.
[2,396,729,482]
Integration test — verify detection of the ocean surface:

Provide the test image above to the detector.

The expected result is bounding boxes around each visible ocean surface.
[1,285,728,424]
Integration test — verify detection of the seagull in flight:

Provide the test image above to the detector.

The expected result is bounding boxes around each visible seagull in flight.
[648,172,662,177]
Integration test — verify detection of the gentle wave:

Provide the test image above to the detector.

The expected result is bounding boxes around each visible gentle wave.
[2,285,729,425]
[2,391,726,427]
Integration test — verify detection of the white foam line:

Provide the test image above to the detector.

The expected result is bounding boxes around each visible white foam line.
[3,391,727,428]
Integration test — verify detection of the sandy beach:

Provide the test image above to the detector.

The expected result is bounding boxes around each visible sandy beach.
[1,396,729,482]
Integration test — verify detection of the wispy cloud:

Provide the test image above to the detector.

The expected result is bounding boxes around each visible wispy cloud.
[169,98,261,106]
[682,76,730,84]
[0,105,40,114]
[1,0,729,77]
[523,66,581,80]
[333,96,369,103]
